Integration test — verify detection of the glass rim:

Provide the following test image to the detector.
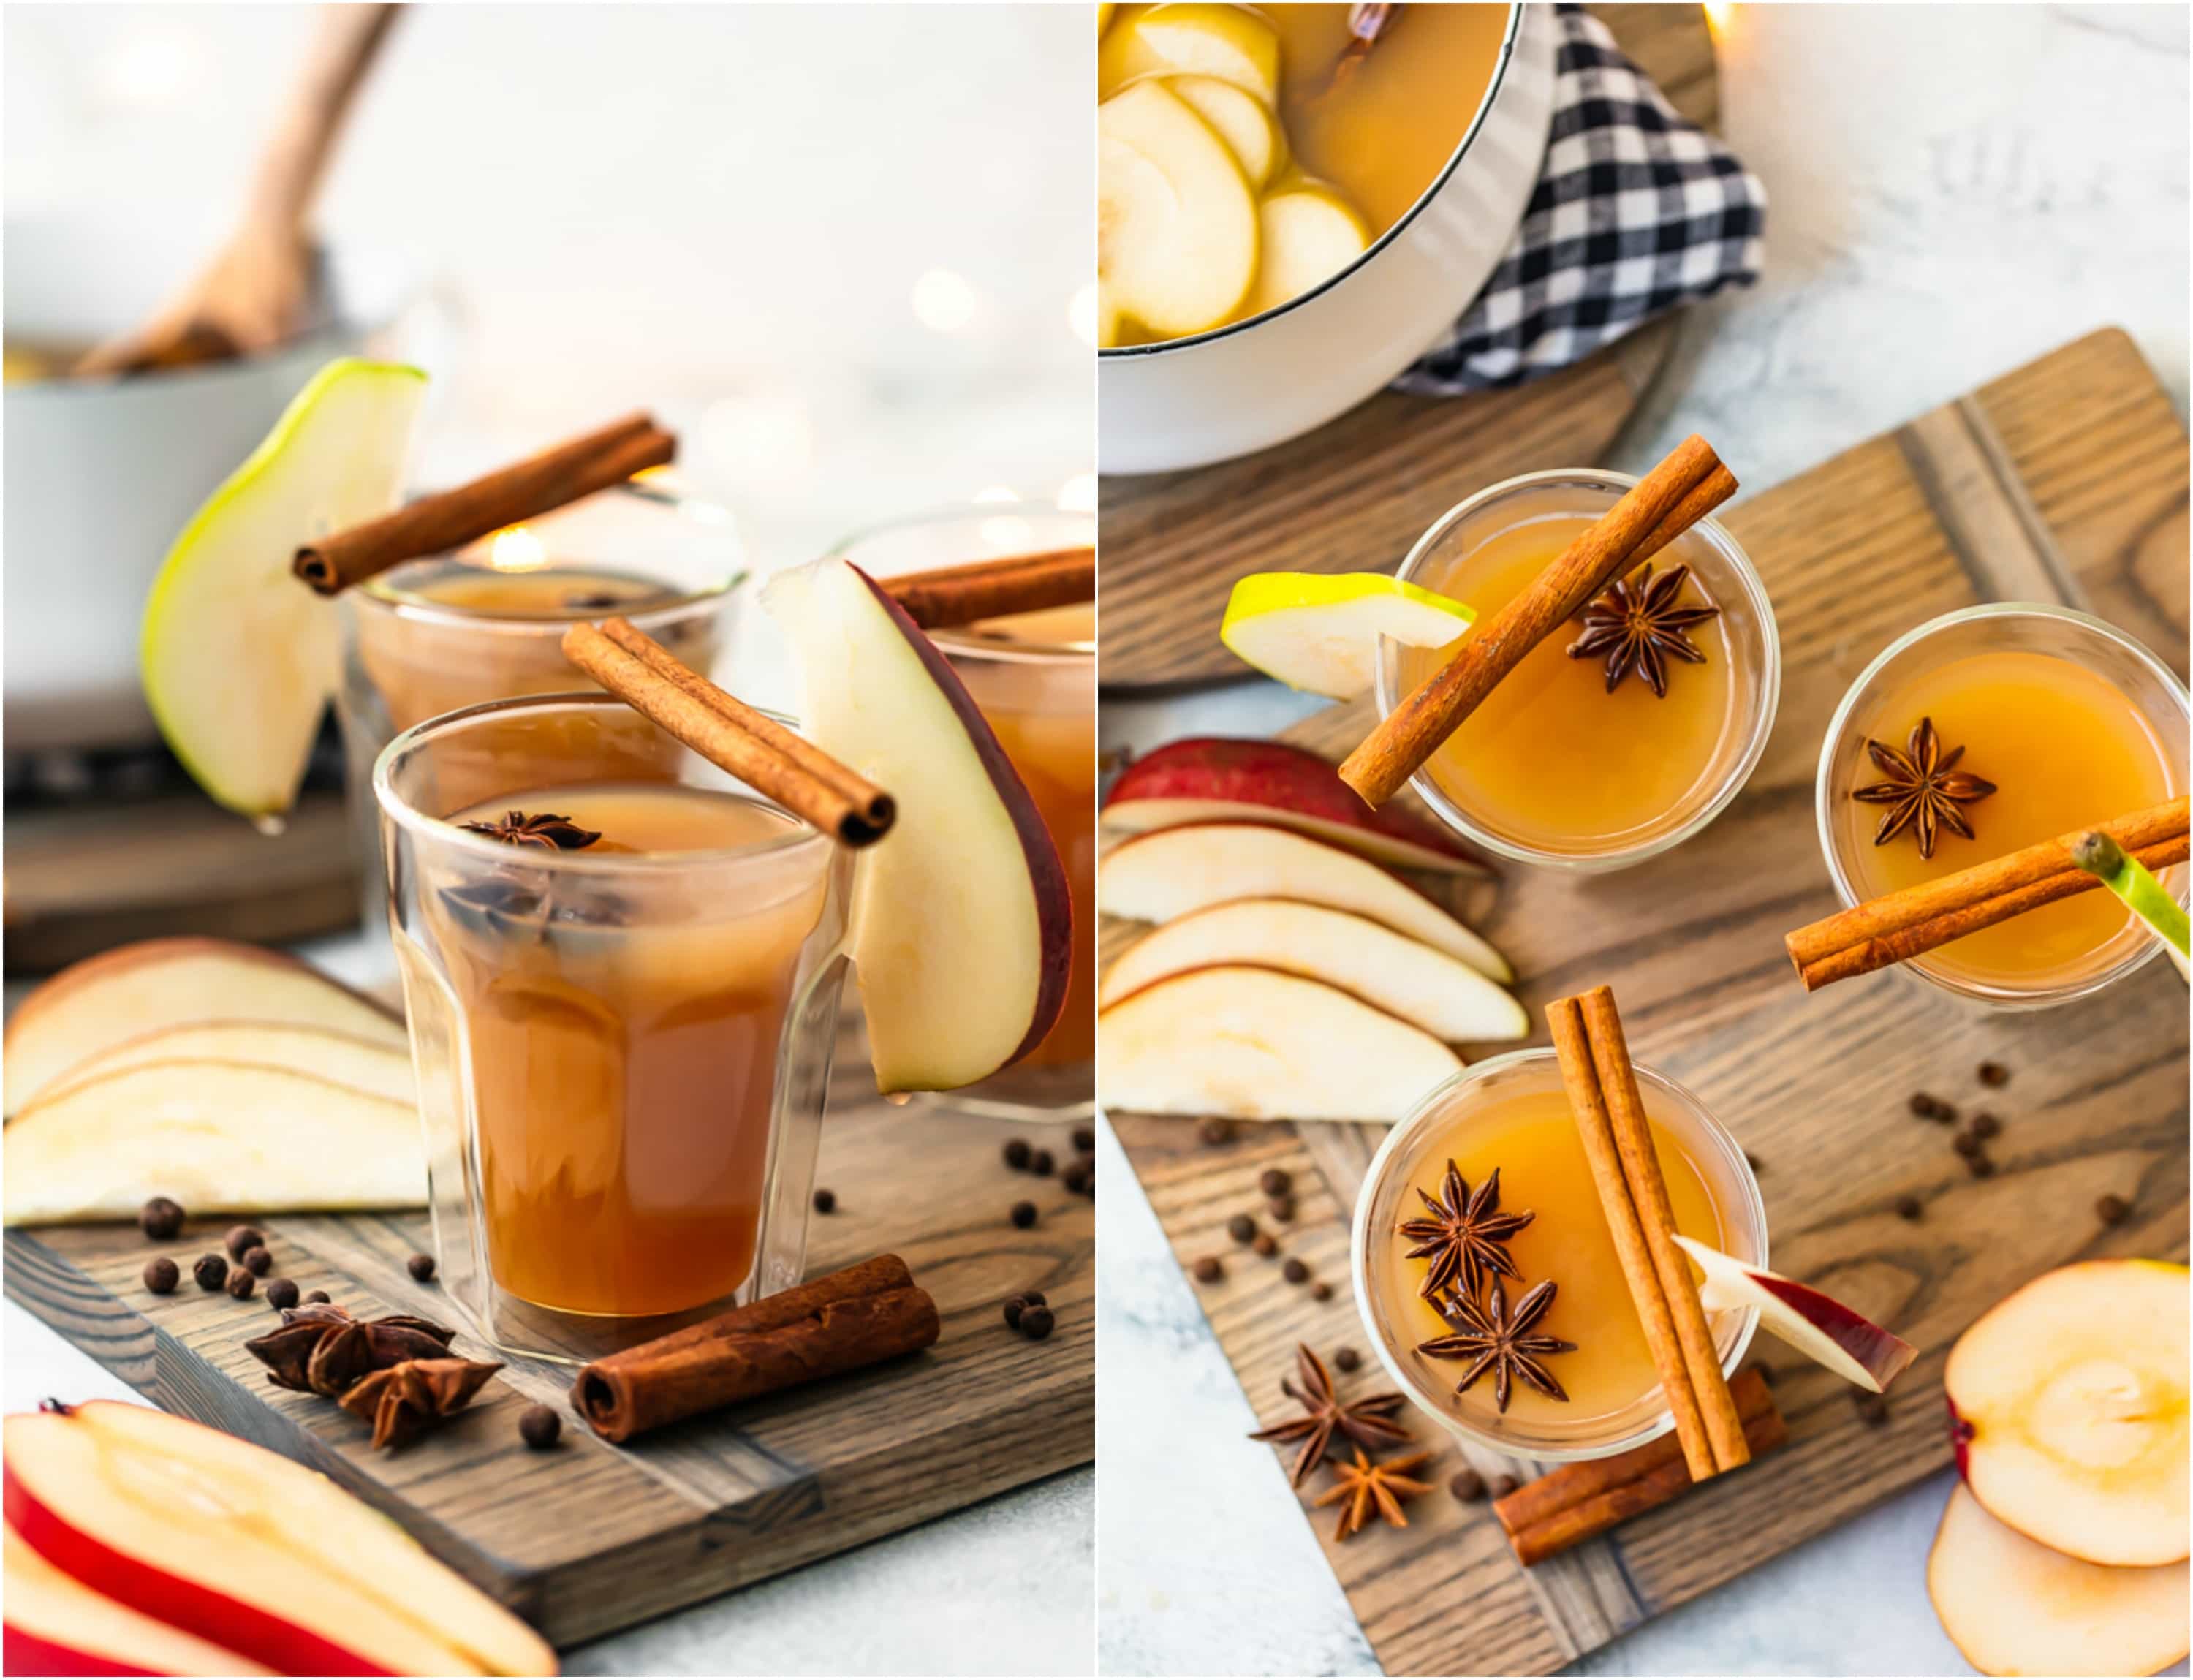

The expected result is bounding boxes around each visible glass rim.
[1348,1045,1767,1462]
[1374,466,1783,871]
[828,497,1096,662]
[371,691,831,874]
[1813,598,2192,1005]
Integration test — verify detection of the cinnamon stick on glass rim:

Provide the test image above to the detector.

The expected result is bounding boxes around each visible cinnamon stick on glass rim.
[881,546,1094,630]
[294,412,677,595]
[1786,795,2191,991]
[561,616,895,847]
[1338,436,1737,809]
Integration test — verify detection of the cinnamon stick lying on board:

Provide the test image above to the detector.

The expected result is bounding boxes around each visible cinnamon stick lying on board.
[883,546,1095,630]
[1785,796,2190,991]
[1494,1366,1787,1567]
[1338,435,1736,809]
[572,1255,940,1443]
[294,412,677,594]
[561,616,895,847]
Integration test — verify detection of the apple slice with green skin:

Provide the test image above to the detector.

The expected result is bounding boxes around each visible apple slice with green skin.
[1099,822,1511,980]
[1220,572,1474,700]
[37,1020,415,1109]
[141,358,425,822]
[1099,964,1461,1122]
[1165,74,1285,189]
[762,558,1071,1093]
[5,1401,557,1675]
[1100,899,1526,1041]
[5,1062,423,1225]
[1103,737,1496,876]
[1099,2,1281,102]
[1926,1483,2188,1679]
[1673,1234,1917,1393]
[6,1518,275,1678]
[1100,80,1259,337]
[1241,184,1371,319]
[1945,1258,2188,1567]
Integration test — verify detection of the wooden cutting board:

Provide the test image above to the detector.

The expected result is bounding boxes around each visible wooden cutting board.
[1099,4,1720,689]
[1105,328,2190,1675]
[4,1043,1094,1651]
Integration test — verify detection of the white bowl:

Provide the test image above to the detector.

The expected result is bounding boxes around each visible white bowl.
[1098,1,1557,475]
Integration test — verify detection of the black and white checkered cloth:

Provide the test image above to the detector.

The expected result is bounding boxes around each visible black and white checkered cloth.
[1399,5,1766,395]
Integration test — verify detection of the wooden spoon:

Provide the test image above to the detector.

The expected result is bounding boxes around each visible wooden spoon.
[1303,2,1399,107]
[75,4,403,378]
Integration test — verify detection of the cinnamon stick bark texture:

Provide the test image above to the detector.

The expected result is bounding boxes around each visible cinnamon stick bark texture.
[294,412,676,594]
[572,1255,940,1443]
[1494,1367,1787,1567]
[882,547,1095,630]
[1787,796,2190,990]
[1338,435,1733,809]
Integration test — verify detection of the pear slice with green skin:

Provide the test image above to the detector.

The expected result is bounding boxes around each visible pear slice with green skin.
[1221,571,1475,699]
[2071,829,2191,978]
[141,357,425,822]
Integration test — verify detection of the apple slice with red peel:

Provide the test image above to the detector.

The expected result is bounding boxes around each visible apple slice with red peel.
[1944,1258,2188,1567]
[1673,1235,1917,1393]
[6,1519,274,1677]
[1928,1483,2188,1677]
[1099,964,1461,1122]
[1102,738,1494,876]
[1098,822,1510,981]
[763,558,1071,1092]
[5,1401,557,1675]
[1097,899,1526,1043]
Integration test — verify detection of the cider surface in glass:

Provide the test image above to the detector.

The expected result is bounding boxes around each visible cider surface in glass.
[1404,515,1739,849]
[434,784,827,1319]
[1379,1092,1730,1431]
[1837,650,2181,983]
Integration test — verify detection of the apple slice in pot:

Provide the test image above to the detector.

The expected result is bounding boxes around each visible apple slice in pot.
[1100,80,1259,338]
[763,559,1071,1094]
[1673,1235,1917,1393]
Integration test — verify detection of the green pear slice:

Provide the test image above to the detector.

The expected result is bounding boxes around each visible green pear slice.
[1221,570,1474,698]
[141,357,425,820]
[1100,80,1259,338]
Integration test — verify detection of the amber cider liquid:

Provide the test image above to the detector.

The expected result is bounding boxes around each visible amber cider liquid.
[1838,650,2181,985]
[436,784,829,1318]
[1378,1091,1730,1431]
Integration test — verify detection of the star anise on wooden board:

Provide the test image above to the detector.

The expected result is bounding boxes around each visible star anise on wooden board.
[1248,1343,1412,1487]
[1397,1161,1532,1303]
[1416,1276,1576,1413]
[1852,716,1996,858]
[1567,563,1722,697]
[1314,1446,1436,1542]
[338,1358,502,1451]
[245,1303,457,1398]
[460,810,602,851]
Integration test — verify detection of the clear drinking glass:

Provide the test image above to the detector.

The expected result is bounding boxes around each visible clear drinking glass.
[1350,1048,1765,1463]
[1373,469,1781,873]
[835,497,1095,1121]
[374,693,850,1365]
[338,480,745,942]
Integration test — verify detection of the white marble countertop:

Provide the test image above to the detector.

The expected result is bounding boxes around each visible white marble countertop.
[1097,5,2188,1676]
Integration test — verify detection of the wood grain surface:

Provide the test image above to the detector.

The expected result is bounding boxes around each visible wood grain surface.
[1105,329,2190,1675]
[4,1037,1094,1651]
[1097,4,1717,689]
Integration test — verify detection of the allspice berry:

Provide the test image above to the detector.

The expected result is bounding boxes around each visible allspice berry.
[142,1257,180,1295]
[192,1252,229,1291]
[225,1267,257,1301]
[1250,1232,1277,1258]
[1450,1469,1487,1502]
[1072,1125,1096,1154]
[303,1289,331,1305]
[1227,1214,1257,1244]
[224,1225,264,1260]
[240,1245,273,1276]
[1010,1200,1038,1229]
[406,1252,438,1283]
[1019,1304,1055,1340]
[1199,1117,1233,1147]
[1258,1168,1292,1197]
[1333,1347,1361,1374]
[1281,1257,1310,1284]
[1029,1149,1056,1178]
[1192,1256,1224,1284]
[264,1278,300,1312]
[1309,1281,1334,1302]
[1488,1474,1520,1499]
[811,1187,837,1214]
[519,1404,562,1450]
[138,1197,185,1241]
[1003,1138,1032,1170]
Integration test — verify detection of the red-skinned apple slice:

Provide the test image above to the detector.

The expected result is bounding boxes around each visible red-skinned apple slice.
[1096,898,1526,1043]
[1944,1258,2188,1567]
[763,559,1071,1091]
[6,1519,273,1677]
[1673,1235,1917,1393]
[5,1401,556,1675]
[1097,822,1510,982]
[1927,1483,2188,1677]
[1098,964,1461,1122]
[1102,737,1494,876]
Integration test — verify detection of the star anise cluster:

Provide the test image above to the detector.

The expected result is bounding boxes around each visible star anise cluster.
[1852,716,1996,858]
[1248,1343,1412,1487]
[245,1303,499,1451]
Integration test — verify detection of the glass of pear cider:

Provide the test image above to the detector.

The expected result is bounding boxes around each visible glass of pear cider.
[1351,1050,1766,1459]
[338,481,744,938]
[374,693,850,1364]
[1818,603,2189,1007]
[836,498,1096,1121]
[1376,470,1781,871]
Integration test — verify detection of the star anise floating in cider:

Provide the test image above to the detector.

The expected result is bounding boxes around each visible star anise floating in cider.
[1852,716,1997,859]
[1248,1342,1412,1488]
[1567,563,1722,697]
[460,810,602,851]
[1416,1276,1577,1413]
[1398,1161,1532,1303]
